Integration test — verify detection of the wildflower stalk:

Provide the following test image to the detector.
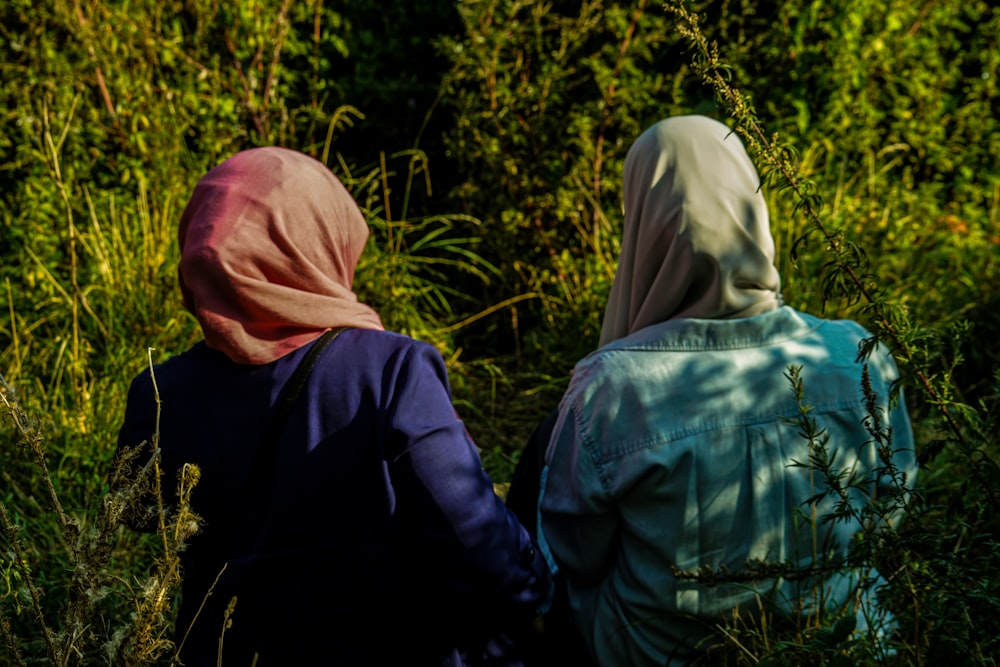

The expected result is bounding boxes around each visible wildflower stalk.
[2,356,198,665]
[0,375,75,535]
[107,351,201,665]
[0,604,27,667]
[0,376,60,664]
[663,0,999,513]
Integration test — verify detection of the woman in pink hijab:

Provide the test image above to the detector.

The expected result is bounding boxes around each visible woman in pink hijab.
[117,147,551,666]
[534,116,917,666]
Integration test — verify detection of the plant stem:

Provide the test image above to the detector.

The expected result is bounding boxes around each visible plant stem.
[663,0,1000,513]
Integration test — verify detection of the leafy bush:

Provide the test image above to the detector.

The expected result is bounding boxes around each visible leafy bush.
[438,0,1000,384]
[439,0,686,368]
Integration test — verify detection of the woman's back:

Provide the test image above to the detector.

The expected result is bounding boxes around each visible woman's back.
[122,328,548,665]
[536,116,917,667]
[121,328,547,664]
[540,307,915,665]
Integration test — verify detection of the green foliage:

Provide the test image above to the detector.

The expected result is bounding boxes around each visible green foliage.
[348,149,501,345]
[440,0,690,368]
[439,0,1000,384]
[330,0,461,167]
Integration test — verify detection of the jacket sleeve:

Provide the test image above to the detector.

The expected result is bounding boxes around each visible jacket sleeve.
[538,398,621,585]
[384,342,552,617]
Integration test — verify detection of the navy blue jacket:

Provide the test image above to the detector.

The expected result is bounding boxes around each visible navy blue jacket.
[117,328,551,666]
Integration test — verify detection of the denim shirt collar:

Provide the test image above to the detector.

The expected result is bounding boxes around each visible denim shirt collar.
[598,306,824,354]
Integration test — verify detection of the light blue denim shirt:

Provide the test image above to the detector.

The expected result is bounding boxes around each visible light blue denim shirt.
[538,306,917,666]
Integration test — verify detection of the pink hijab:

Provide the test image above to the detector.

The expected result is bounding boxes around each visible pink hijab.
[178,147,383,365]
[599,116,781,346]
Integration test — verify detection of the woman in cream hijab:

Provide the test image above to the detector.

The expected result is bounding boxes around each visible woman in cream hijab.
[600,114,781,342]
[537,116,916,666]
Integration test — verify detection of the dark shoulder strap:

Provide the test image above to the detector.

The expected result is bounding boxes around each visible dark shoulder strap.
[266,326,347,445]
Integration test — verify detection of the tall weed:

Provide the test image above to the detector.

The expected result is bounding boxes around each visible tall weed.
[660,2,1000,662]
[1,366,198,666]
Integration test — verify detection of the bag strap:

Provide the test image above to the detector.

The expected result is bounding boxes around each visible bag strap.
[265,326,347,447]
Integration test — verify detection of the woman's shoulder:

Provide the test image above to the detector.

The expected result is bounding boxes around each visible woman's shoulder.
[786,309,903,384]
[306,328,452,387]
[305,328,456,405]
[793,309,895,357]
[338,327,446,362]
[792,307,872,338]
[126,331,451,404]
[125,341,217,392]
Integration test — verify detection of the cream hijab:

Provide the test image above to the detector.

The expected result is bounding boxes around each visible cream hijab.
[178,147,383,365]
[599,115,781,346]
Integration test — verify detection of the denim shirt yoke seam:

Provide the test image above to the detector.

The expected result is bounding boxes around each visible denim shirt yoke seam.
[585,396,871,466]
[602,308,827,355]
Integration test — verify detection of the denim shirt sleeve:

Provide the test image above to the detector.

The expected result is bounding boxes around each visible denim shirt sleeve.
[538,398,621,584]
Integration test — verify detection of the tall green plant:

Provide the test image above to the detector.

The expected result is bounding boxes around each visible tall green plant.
[440,0,687,369]
[437,0,1000,387]
[1,367,199,666]
[662,2,1000,662]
